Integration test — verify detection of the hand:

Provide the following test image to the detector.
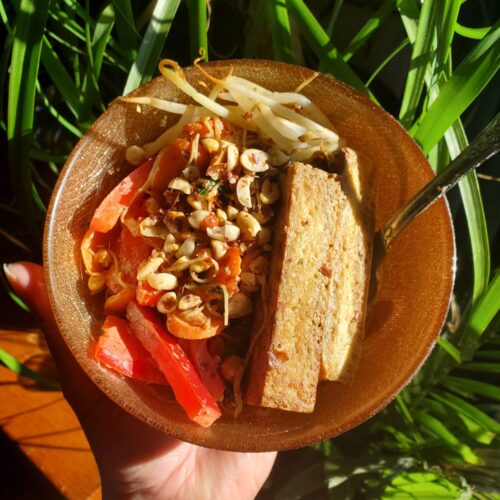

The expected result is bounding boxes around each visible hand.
[5,262,276,499]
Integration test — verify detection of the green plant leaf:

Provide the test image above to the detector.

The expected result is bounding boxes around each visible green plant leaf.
[460,362,500,374]
[123,0,182,94]
[383,471,467,498]
[7,0,50,239]
[414,410,480,464]
[437,337,462,363]
[343,0,395,62]
[286,0,371,96]
[110,0,140,51]
[432,390,500,434]
[243,0,268,58]
[398,0,438,128]
[443,376,500,403]
[366,37,410,87]
[455,22,491,40]
[40,36,82,119]
[435,0,461,71]
[267,0,296,64]
[467,270,500,336]
[325,0,343,38]
[413,20,500,153]
[0,347,60,390]
[188,0,208,61]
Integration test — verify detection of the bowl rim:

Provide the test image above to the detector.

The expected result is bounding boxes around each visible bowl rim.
[43,58,456,451]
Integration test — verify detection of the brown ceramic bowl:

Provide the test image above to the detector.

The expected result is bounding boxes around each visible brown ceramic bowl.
[44,60,454,452]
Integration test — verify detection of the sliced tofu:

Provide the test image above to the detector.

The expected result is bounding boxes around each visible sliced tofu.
[245,162,345,412]
[320,148,374,382]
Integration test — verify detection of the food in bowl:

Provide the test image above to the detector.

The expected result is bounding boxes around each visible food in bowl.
[81,60,373,427]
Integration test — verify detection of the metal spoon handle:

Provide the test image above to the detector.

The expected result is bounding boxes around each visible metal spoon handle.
[381,112,500,250]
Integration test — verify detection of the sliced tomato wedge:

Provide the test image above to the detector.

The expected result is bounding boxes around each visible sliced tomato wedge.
[215,246,242,294]
[90,157,154,233]
[167,310,225,340]
[96,315,167,385]
[127,301,221,427]
[179,339,225,402]
[81,228,116,274]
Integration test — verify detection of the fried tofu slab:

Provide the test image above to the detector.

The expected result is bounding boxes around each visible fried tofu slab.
[245,163,345,412]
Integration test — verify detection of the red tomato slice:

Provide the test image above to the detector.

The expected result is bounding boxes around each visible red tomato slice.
[136,280,162,307]
[119,225,152,285]
[179,339,225,402]
[127,301,221,427]
[215,246,242,294]
[90,157,154,233]
[96,315,167,385]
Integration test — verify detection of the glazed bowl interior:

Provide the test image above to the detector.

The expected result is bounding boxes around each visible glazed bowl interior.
[44,60,454,452]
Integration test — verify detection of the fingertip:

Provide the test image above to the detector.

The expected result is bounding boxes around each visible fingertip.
[3,261,53,323]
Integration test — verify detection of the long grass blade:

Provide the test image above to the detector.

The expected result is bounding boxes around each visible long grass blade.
[443,376,500,402]
[267,0,296,64]
[435,0,461,71]
[366,38,409,87]
[325,0,343,39]
[398,0,437,128]
[286,0,370,95]
[414,410,479,464]
[7,0,50,239]
[467,270,500,336]
[342,0,395,62]
[0,348,61,390]
[35,80,82,138]
[455,23,491,40]
[40,36,82,119]
[244,0,267,58]
[188,0,208,61]
[413,21,500,153]
[110,0,140,51]
[123,0,182,94]
[432,390,500,434]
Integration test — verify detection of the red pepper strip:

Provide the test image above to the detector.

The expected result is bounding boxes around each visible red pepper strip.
[136,279,162,307]
[90,157,154,233]
[119,225,152,285]
[96,315,167,385]
[104,286,137,315]
[127,301,221,427]
[179,339,225,402]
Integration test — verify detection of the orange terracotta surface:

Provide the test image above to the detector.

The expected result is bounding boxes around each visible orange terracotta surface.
[0,328,101,499]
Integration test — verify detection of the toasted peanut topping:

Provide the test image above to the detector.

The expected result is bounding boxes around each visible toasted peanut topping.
[226,143,239,170]
[187,195,203,210]
[260,178,280,204]
[176,237,196,258]
[211,239,228,259]
[240,148,269,173]
[228,292,253,318]
[201,137,220,153]
[188,210,211,229]
[182,164,200,181]
[237,211,261,237]
[226,205,239,220]
[236,175,253,208]
[257,226,272,245]
[137,257,164,281]
[147,272,178,291]
[168,177,192,195]
[139,217,170,238]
